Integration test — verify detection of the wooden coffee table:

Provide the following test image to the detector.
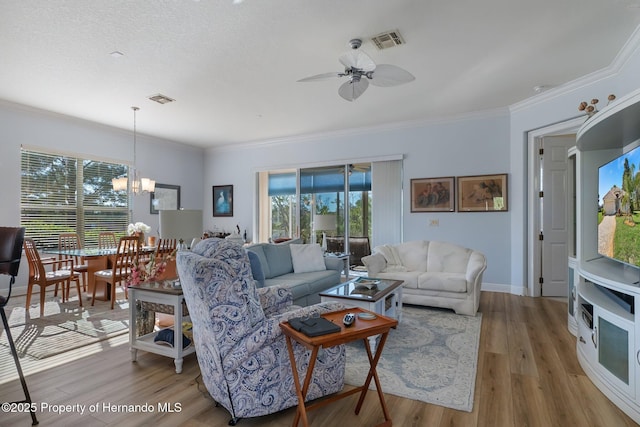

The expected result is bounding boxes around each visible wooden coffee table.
[280,307,397,427]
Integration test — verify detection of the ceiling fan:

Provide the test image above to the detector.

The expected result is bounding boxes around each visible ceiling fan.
[298,38,415,102]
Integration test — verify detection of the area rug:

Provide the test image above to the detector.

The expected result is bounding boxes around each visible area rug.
[0,295,130,360]
[344,305,482,412]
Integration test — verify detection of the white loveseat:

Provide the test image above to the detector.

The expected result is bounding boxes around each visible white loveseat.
[361,240,486,315]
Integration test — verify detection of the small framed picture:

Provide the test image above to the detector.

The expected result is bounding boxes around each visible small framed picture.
[410,177,455,212]
[213,185,233,217]
[457,174,508,212]
[150,184,180,214]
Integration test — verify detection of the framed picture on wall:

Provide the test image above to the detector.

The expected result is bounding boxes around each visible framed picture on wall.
[150,184,181,214]
[213,185,233,217]
[410,177,455,212]
[457,173,508,212]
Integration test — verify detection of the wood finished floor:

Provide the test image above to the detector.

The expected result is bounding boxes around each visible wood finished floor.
[1,292,638,427]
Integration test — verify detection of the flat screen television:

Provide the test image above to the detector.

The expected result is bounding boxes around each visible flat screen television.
[598,144,640,267]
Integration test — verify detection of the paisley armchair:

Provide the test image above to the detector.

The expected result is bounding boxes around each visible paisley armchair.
[176,239,345,425]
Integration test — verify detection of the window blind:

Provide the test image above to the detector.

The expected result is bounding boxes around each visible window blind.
[21,149,129,249]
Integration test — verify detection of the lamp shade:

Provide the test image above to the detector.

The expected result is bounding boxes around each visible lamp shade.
[315,214,337,231]
[159,210,203,243]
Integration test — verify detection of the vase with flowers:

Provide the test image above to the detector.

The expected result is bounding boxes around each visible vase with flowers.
[128,222,151,245]
[127,249,177,286]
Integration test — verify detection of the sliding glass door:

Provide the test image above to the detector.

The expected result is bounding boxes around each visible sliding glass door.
[257,163,374,265]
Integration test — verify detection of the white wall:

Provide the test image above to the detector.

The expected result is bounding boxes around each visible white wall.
[507,29,640,292]
[204,29,640,295]
[204,111,512,287]
[4,30,640,295]
[0,101,205,289]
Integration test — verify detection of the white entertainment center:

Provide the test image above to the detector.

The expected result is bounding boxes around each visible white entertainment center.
[573,88,640,423]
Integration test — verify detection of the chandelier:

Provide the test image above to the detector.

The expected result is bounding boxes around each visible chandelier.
[112,106,155,194]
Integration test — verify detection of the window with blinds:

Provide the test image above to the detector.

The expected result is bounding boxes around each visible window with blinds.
[21,148,129,249]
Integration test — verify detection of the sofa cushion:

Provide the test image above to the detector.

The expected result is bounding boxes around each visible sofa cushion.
[246,250,265,288]
[245,244,271,279]
[426,241,471,274]
[418,272,468,293]
[290,244,326,273]
[395,240,428,272]
[267,269,340,304]
[375,271,421,289]
[263,243,294,278]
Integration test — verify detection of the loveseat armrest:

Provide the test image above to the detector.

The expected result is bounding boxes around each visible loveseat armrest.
[323,256,343,272]
[258,285,293,316]
[465,251,487,290]
[362,252,387,276]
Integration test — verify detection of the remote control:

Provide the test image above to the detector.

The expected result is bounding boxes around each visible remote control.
[343,312,355,327]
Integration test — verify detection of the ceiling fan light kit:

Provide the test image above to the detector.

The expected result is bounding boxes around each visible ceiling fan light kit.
[298,37,415,101]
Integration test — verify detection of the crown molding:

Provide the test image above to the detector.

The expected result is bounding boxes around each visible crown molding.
[510,25,640,114]
[208,106,509,153]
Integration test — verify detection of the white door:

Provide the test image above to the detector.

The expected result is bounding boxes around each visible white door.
[540,135,575,296]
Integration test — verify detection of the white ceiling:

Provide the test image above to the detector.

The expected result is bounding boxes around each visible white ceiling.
[2,0,640,148]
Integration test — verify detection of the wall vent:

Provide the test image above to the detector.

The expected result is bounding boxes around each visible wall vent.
[148,94,175,104]
[370,30,405,50]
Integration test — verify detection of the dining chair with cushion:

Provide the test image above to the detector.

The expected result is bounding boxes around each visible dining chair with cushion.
[58,233,89,291]
[98,231,117,249]
[23,237,83,316]
[0,227,38,426]
[92,235,139,309]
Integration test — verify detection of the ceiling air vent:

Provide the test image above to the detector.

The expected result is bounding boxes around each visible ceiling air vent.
[370,30,405,50]
[148,94,175,105]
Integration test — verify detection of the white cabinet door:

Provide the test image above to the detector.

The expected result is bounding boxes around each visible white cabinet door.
[596,308,635,399]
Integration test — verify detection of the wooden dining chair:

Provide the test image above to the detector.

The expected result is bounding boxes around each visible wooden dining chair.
[155,238,177,257]
[98,232,117,249]
[58,233,89,291]
[23,238,83,316]
[92,235,139,309]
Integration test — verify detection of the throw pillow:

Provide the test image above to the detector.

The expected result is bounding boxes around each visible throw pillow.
[290,244,326,274]
[246,250,266,288]
[362,252,386,275]
[263,243,294,277]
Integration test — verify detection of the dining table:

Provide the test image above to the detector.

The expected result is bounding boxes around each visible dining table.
[42,246,158,301]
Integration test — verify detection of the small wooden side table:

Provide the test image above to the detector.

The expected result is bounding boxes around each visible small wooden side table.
[280,307,398,427]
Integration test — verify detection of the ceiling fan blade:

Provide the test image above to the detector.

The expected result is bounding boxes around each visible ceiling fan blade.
[339,49,376,71]
[338,78,369,101]
[369,64,415,87]
[297,72,342,82]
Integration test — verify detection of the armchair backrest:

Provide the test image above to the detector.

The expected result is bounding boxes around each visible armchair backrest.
[178,239,265,352]
[0,227,25,305]
[0,227,25,277]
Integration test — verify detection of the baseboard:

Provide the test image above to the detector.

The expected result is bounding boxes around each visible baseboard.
[481,283,527,295]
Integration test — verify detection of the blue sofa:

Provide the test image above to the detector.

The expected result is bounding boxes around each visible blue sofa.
[246,240,342,306]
